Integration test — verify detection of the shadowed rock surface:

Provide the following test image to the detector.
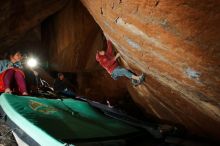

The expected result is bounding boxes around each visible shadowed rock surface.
[0,0,67,52]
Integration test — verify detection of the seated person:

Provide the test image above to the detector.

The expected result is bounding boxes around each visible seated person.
[53,73,75,97]
[0,49,28,95]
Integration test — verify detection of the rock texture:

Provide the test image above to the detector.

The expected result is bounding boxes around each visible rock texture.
[0,0,67,52]
[42,0,128,101]
[42,0,102,72]
[80,0,220,140]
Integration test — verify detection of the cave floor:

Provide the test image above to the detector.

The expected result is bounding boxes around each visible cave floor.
[0,121,17,146]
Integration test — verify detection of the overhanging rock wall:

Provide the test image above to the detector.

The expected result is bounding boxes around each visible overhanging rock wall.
[80,0,220,140]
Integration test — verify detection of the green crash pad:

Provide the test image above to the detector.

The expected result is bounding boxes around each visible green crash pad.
[0,93,140,146]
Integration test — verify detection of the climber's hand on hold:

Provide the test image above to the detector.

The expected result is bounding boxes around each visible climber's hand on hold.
[103,32,110,40]
[115,53,120,60]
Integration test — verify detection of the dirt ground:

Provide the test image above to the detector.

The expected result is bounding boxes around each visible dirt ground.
[0,120,17,146]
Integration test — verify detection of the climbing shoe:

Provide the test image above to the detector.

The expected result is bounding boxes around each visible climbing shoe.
[139,73,145,83]
[131,73,145,86]
[131,79,139,86]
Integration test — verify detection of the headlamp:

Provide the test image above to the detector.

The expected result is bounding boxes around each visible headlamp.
[27,58,38,68]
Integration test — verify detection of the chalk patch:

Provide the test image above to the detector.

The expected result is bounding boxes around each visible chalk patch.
[185,68,201,79]
[124,37,141,50]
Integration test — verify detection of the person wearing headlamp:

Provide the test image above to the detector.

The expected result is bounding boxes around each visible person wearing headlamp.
[0,49,28,95]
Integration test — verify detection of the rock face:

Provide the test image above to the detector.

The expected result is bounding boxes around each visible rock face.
[80,0,220,140]
[0,0,67,52]
[42,0,128,101]
[42,0,101,72]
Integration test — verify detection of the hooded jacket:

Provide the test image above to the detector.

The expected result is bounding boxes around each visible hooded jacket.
[96,40,118,74]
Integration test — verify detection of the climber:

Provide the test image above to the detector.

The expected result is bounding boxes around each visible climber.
[96,38,144,86]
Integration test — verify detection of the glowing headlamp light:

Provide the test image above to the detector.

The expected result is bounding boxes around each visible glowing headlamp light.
[27,58,38,68]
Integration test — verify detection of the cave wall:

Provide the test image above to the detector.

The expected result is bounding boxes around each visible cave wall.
[13,26,47,60]
[42,0,102,72]
[80,0,220,140]
[42,0,128,101]
[0,0,67,52]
